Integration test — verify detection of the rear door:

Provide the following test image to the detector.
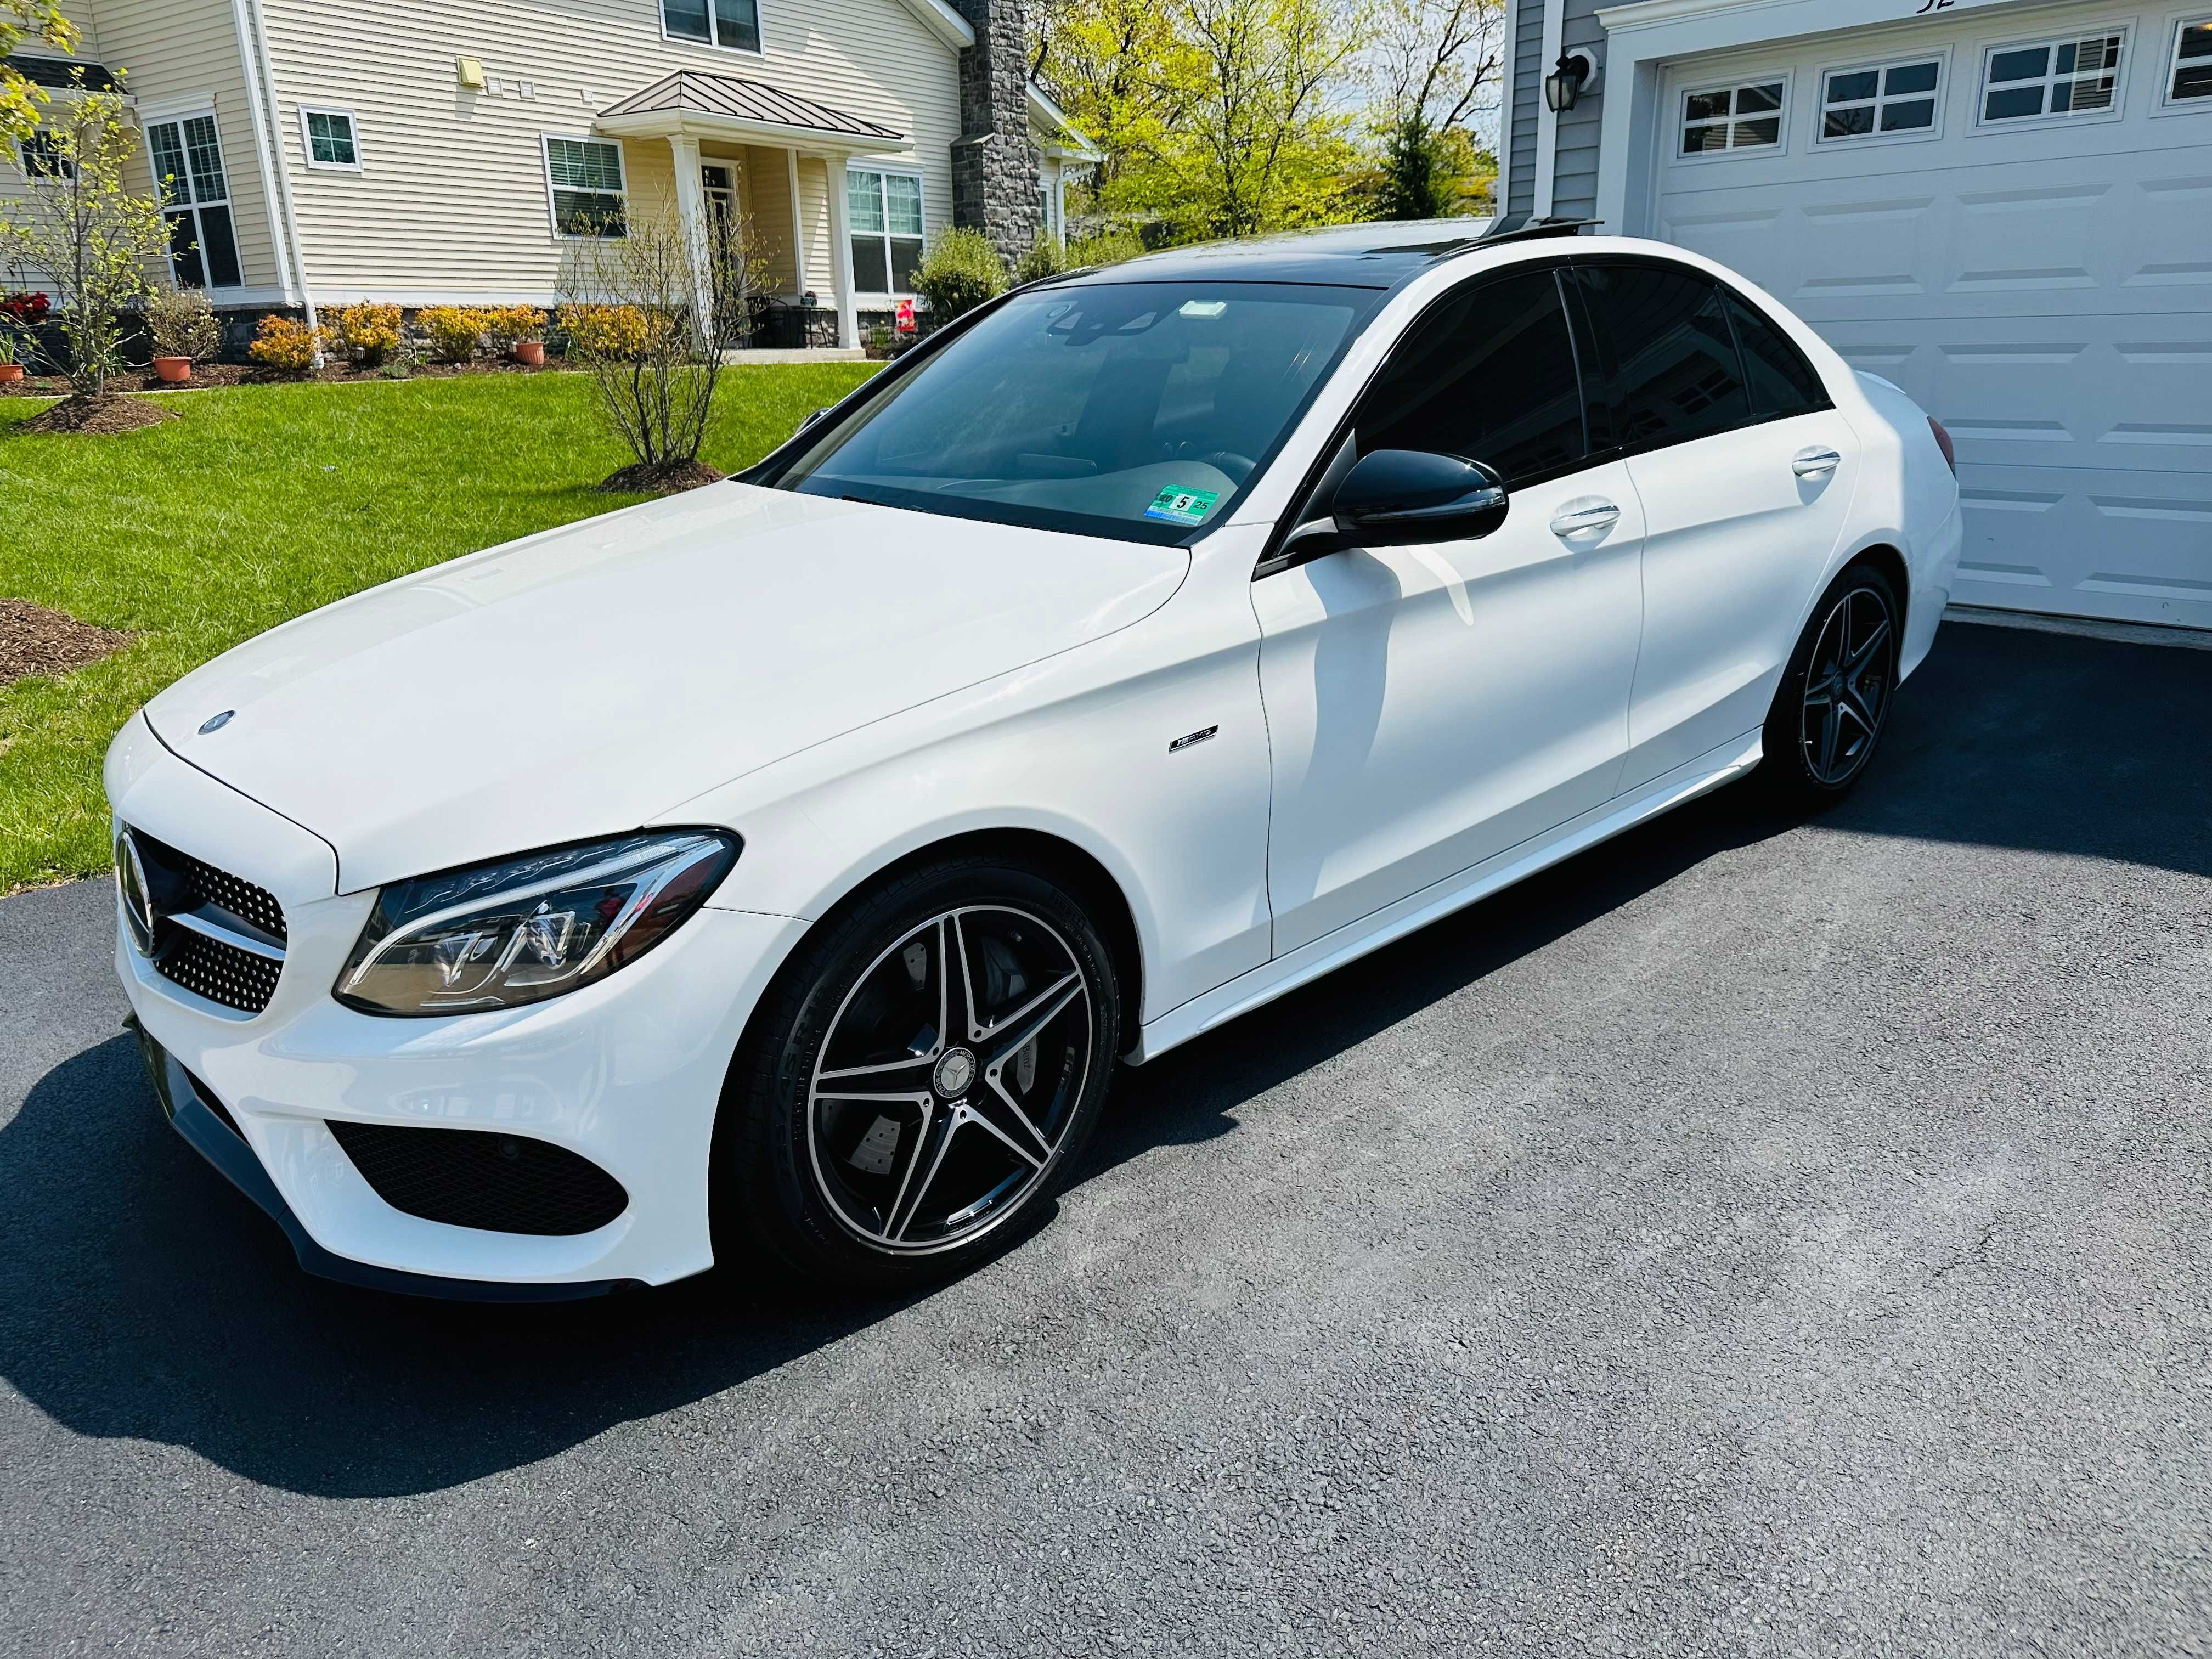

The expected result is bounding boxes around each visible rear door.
[1572,259,1862,790]
[1254,264,1648,955]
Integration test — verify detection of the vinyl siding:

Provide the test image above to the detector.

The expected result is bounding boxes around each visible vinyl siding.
[84,0,283,292]
[1506,0,1543,217]
[255,0,963,304]
[2,1,281,295]
[1553,0,1606,221]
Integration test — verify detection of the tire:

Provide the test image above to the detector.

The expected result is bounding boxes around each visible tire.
[713,854,1122,1292]
[1760,561,1902,808]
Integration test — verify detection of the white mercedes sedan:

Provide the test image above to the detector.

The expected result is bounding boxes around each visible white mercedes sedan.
[109,221,1961,1299]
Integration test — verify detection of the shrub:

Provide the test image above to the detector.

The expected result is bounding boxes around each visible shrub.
[246,314,321,371]
[1068,228,1146,269]
[482,304,546,348]
[556,302,657,362]
[1012,233,1068,285]
[911,228,1005,326]
[415,304,488,363]
[328,301,402,366]
[145,286,222,360]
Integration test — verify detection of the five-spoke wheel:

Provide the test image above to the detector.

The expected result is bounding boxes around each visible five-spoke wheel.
[1763,562,1900,805]
[715,857,1119,1288]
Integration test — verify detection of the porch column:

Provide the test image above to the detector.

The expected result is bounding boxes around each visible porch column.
[786,149,810,301]
[667,133,715,341]
[1053,163,1068,246]
[826,154,859,350]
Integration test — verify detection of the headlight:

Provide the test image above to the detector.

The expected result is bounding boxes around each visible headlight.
[335,830,739,1017]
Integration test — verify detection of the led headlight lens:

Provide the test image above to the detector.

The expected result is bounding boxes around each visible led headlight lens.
[335,830,738,1017]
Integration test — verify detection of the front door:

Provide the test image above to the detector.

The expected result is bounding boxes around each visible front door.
[1255,266,1649,956]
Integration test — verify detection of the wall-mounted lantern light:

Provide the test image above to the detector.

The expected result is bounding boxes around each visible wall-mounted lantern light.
[1544,48,1601,112]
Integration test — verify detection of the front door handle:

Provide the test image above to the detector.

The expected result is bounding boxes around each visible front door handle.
[1793,447,1842,478]
[1549,500,1622,537]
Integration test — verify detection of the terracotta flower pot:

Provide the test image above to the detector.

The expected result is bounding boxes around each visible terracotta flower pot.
[153,355,193,383]
[513,340,546,366]
[0,363,22,385]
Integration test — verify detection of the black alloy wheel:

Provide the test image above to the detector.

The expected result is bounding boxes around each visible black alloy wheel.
[716,856,1120,1289]
[1763,562,1901,805]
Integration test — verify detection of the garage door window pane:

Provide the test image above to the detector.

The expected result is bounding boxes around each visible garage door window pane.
[1681,82,1786,154]
[1984,33,2123,121]
[1575,264,1750,448]
[1886,61,1939,95]
[2174,20,2212,99]
[1357,269,1587,484]
[1822,58,1941,142]
[1882,98,1936,130]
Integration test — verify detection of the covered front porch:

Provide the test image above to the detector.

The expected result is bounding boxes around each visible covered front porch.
[593,70,913,352]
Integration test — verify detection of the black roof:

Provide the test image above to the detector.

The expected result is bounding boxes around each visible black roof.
[1052,217,1595,292]
[4,53,118,92]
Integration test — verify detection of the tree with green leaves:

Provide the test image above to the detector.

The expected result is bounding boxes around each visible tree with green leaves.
[2,1,77,151]
[1365,0,1503,217]
[0,86,172,396]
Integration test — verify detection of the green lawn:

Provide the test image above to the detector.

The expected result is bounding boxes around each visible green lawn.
[0,365,877,892]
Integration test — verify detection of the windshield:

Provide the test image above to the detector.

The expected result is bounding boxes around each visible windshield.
[772,281,1383,544]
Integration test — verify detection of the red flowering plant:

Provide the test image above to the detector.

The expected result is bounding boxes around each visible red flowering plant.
[1,291,52,325]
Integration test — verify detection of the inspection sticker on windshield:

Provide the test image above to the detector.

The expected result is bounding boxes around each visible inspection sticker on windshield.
[1144,486,1220,526]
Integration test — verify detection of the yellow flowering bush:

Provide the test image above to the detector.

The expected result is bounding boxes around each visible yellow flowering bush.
[246,313,321,371]
[415,305,489,363]
[482,304,546,347]
[557,303,660,360]
[328,301,402,366]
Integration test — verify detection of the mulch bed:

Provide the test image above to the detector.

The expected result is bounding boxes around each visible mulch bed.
[0,358,571,397]
[598,458,726,495]
[15,394,177,435]
[1,599,133,686]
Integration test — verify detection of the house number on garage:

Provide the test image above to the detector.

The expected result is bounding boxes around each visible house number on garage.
[1914,0,1953,13]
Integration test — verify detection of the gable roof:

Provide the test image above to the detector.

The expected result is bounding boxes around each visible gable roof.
[598,69,905,144]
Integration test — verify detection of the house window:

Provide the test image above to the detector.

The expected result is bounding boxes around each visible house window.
[18,131,71,177]
[146,115,243,289]
[1820,58,1941,139]
[300,108,359,170]
[1980,32,2124,122]
[848,167,923,294]
[1680,80,1786,153]
[662,0,761,53]
[2169,16,2212,101]
[544,136,627,236]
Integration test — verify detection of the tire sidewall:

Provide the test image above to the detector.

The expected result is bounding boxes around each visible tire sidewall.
[721,857,1121,1291]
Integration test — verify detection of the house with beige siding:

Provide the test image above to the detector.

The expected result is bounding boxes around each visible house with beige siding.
[3,0,1096,351]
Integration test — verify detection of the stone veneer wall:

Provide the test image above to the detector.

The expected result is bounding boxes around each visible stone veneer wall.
[952,0,1043,264]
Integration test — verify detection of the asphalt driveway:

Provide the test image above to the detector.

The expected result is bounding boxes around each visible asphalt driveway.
[2,619,2207,1658]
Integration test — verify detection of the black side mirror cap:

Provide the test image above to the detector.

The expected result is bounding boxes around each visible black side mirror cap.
[1333,449,1509,545]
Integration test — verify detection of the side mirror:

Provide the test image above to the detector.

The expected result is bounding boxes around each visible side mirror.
[1333,449,1509,545]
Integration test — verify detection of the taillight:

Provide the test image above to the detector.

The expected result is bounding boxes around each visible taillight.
[1928,416,1956,475]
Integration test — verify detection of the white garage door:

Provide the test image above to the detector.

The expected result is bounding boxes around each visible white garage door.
[1652,4,2212,629]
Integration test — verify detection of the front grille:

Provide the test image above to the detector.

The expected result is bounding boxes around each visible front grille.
[326,1121,630,1236]
[162,931,284,1014]
[125,827,287,1015]
[137,831,287,941]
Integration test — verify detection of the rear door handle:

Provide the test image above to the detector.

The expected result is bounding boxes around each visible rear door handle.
[1793,447,1842,478]
[1549,500,1622,537]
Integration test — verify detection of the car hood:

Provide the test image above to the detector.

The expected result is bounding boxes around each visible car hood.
[143,485,1188,892]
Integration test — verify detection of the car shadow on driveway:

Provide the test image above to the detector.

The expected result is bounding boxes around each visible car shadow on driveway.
[0,622,2203,1499]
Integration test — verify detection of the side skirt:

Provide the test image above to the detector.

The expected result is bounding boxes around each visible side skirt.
[1125,730,1764,1064]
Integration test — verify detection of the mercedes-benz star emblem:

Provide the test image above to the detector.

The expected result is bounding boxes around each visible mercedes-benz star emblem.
[115,830,158,957]
[199,710,235,734]
[932,1047,978,1098]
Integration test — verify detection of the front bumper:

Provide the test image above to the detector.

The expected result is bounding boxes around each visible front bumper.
[108,716,809,1296]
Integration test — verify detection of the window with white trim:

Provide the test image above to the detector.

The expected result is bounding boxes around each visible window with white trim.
[848,167,923,294]
[663,0,761,52]
[1819,57,1941,140]
[1679,80,1785,154]
[1981,32,2124,121]
[544,136,627,236]
[147,115,242,289]
[300,107,359,170]
[16,130,70,177]
[2170,15,2212,101]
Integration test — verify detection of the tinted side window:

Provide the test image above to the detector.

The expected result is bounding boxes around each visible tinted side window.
[1723,291,1826,417]
[1357,268,1587,484]
[1575,264,1749,449]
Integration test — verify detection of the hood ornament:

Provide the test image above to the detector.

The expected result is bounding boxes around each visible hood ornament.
[199,710,234,734]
